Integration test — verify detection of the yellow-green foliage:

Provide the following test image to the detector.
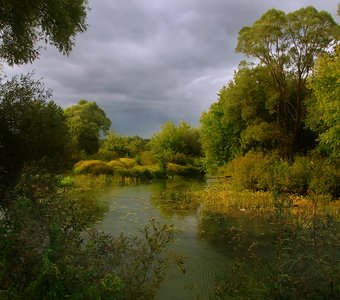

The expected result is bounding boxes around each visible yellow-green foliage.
[73,160,113,175]
[226,152,289,192]
[140,151,157,165]
[118,157,135,168]
[166,163,182,175]
[225,153,340,197]
[107,160,124,170]
[73,157,201,180]
[93,149,120,161]
[196,182,273,215]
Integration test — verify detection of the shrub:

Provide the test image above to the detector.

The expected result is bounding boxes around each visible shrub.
[92,149,120,161]
[140,151,157,165]
[286,156,313,194]
[226,152,279,191]
[107,159,124,170]
[118,157,135,168]
[166,163,182,176]
[0,173,183,299]
[168,152,194,165]
[227,153,340,197]
[73,160,113,175]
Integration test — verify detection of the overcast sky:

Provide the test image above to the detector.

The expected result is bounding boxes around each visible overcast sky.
[3,0,339,137]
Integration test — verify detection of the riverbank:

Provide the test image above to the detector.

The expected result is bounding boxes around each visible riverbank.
[195,179,340,218]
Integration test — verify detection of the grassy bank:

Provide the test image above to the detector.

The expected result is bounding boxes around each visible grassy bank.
[195,180,340,219]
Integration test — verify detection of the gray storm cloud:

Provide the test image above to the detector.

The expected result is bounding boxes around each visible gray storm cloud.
[3,0,339,137]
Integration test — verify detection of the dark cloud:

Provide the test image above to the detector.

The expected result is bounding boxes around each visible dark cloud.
[3,0,339,137]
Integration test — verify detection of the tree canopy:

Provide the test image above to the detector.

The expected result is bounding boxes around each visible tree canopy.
[236,6,337,156]
[151,120,202,166]
[0,0,88,65]
[0,74,70,199]
[64,100,111,155]
[307,46,340,159]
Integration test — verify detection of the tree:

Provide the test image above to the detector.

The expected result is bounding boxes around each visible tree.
[236,6,337,156]
[64,99,111,155]
[0,73,70,201]
[150,120,202,166]
[102,131,149,158]
[0,0,88,65]
[307,46,340,159]
[200,90,242,170]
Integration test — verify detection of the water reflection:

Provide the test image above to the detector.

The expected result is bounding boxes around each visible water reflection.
[95,180,273,299]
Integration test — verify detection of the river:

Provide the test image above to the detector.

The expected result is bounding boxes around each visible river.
[94,179,272,299]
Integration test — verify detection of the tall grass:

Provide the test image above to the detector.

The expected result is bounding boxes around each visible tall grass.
[196,182,274,216]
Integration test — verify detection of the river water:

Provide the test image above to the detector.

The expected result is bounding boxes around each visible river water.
[95,180,272,299]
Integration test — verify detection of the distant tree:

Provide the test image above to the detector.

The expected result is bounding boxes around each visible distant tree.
[0,0,88,65]
[236,6,337,157]
[151,120,201,166]
[307,46,340,159]
[102,131,149,158]
[0,74,70,200]
[64,100,111,155]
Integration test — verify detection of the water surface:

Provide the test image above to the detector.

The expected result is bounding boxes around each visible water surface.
[95,180,271,299]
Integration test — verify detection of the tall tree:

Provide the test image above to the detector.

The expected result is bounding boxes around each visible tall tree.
[236,6,337,156]
[0,74,70,200]
[64,100,111,155]
[200,89,242,170]
[0,0,88,65]
[307,46,340,159]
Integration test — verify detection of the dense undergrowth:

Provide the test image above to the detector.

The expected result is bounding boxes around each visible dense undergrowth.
[0,170,184,300]
[69,157,203,185]
[210,192,340,299]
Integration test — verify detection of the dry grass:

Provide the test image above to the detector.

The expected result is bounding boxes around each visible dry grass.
[196,182,340,218]
[195,182,273,215]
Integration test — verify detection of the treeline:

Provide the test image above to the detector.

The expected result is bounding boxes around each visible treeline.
[201,6,339,198]
[0,3,339,299]
[2,6,340,199]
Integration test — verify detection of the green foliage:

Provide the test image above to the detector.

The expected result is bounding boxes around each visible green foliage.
[151,120,202,167]
[226,153,340,197]
[200,96,241,171]
[267,195,340,299]
[307,46,340,159]
[0,74,70,202]
[0,0,88,65]
[64,99,111,155]
[0,172,182,299]
[212,195,340,299]
[74,160,114,176]
[101,131,149,159]
[235,6,337,157]
[200,6,338,166]
[72,157,202,182]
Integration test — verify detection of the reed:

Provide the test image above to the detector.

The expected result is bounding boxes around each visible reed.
[195,182,274,216]
[196,182,340,218]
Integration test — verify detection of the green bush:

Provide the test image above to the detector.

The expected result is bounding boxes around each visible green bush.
[226,152,287,191]
[0,173,183,299]
[139,151,157,165]
[92,149,120,161]
[227,153,340,197]
[73,160,114,175]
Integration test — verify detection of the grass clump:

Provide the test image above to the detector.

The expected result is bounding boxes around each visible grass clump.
[197,182,274,216]
[73,160,114,175]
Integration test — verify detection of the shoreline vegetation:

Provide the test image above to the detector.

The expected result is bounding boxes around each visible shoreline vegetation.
[1,3,339,299]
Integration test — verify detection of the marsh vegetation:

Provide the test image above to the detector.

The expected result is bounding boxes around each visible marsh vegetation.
[1,3,339,299]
